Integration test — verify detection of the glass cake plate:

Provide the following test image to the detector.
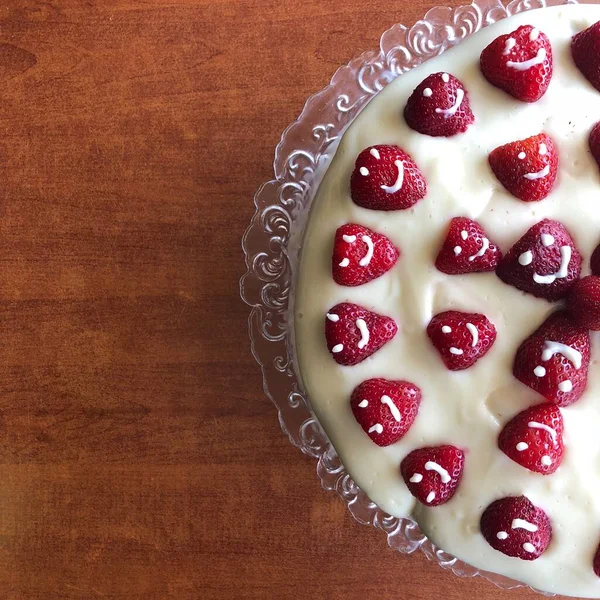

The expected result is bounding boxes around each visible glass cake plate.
[240,0,596,593]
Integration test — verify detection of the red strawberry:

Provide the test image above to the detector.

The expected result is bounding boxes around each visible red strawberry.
[572,21,600,92]
[400,445,464,507]
[591,243,600,276]
[435,217,502,274]
[350,145,427,211]
[480,496,552,560]
[404,72,474,137]
[589,122,600,170]
[489,133,558,202]
[325,303,397,366]
[480,25,553,103]
[513,311,590,407]
[496,219,582,301]
[350,379,421,447]
[567,276,600,330]
[332,224,399,287]
[427,311,496,371]
[498,404,564,475]
[594,544,600,577]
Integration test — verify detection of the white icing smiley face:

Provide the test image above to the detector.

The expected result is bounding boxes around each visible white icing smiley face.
[337,234,375,269]
[452,228,490,262]
[408,460,452,504]
[358,393,402,437]
[517,141,551,180]
[441,319,479,356]
[517,231,572,286]
[358,147,405,194]
[531,340,582,397]
[420,73,465,119]
[502,28,546,71]
[495,518,539,554]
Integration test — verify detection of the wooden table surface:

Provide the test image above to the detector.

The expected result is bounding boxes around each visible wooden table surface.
[0,1,553,598]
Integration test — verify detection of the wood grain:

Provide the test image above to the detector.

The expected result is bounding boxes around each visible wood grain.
[0,1,549,598]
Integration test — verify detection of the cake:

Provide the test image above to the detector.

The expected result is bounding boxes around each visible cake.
[294,5,600,597]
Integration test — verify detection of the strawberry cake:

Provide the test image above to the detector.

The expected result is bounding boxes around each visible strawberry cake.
[295,4,600,597]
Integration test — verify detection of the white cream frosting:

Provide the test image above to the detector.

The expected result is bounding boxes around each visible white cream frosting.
[295,6,600,597]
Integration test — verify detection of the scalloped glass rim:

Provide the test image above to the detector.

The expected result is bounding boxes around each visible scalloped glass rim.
[240,0,594,594]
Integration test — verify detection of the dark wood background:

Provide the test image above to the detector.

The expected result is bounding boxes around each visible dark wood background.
[0,1,546,598]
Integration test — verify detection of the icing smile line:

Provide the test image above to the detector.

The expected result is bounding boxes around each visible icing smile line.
[524,164,550,181]
[435,88,464,118]
[507,48,547,71]
[381,160,404,194]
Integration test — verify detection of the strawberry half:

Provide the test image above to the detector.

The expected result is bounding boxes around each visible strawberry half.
[427,311,496,371]
[591,242,600,276]
[480,496,552,560]
[325,303,397,366]
[350,145,427,211]
[496,219,582,301]
[572,21,600,92]
[489,133,558,202]
[435,217,502,274]
[332,224,399,287]
[590,122,600,171]
[498,404,564,475]
[594,544,600,577]
[567,276,600,330]
[404,72,474,137]
[513,311,590,407]
[400,445,464,507]
[480,25,553,103]
[350,379,421,447]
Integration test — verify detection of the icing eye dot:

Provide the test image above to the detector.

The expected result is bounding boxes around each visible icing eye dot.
[360,167,369,176]
[503,38,516,55]
[530,28,540,41]
[454,246,462,255]
[541,233,554,247]
[423,87,433,97]
[539,143,548,156]
[559,380,573,393]
[461,230,468,240]
[518,152,526,160]
[442,326,452,334]
[441,73,450,83]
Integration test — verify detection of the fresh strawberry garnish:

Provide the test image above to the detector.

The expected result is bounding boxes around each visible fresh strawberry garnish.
[350,145,427,211]
[325,303,397,366]
[350,379,421,447]
[480,25,553,103]
[489,133,558,202]
[332,224,399,287]
[404,72,474,137]
[594,544,600,577]
[498,404,564,475]
[572,21,600,92]
[435,217,502,274]
[496,219,581,301]
[400,445,464,507]
[513,311,590,407]
[567,276,600,330]
[591,243,600,276]
[427,311,496,371]
[480,496,552,560]
[589,122,600,170]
